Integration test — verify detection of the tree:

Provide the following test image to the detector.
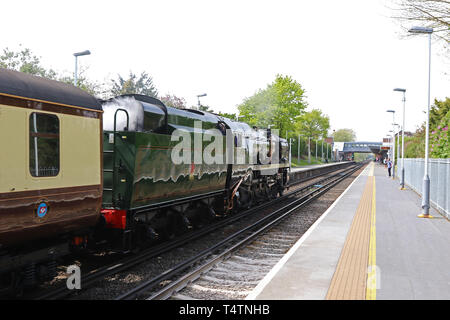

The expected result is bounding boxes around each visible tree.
[405,97,450,158]
[58,66,103,96]
[237,74,307,134]
[430,109,449,158]
[109,71,158,98]
[391,0,450,48]
[0,46,103,96]
[295,109,330,160]
[0,46,57,79]
[296,109,330,139]
[198,105,213,112]
[238,85,276,128]
[160,94,187,109]
[218,111,237,120]
[430,97,450,128]
[332,128,357,142]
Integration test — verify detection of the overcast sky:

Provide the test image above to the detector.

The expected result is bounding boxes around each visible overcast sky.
[1,0,449,141]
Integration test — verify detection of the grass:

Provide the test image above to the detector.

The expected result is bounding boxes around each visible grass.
[290,156,329,167]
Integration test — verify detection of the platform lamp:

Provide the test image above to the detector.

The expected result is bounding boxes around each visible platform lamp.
[286,130,295,170]
[321,138,324,162]
[73,50,91,87]
[393,123,401,180]
[394,88,406,189]
[388,130,394,162]
[408,26,433,218]
[197,93,207,109]
[297,134,303,166]
[308,137,311,164]
[387,133,393,166]
[386,110,396,178]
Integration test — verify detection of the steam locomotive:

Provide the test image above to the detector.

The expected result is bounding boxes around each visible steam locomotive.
[0,69,289,291]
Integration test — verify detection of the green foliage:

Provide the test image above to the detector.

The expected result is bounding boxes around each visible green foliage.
[238,74,307,133]
[109,71,158,98]
[198,105,213,112]
[332,128,357,142]
[0,46,57,79]
[271,74,308,134]
[404,97,449,158]
[289,136,332,165]
[238,85,276,127]
[405,134,425,158]
[354,153,373,162]
[430,97,450,129]
[0,46,103,96]
[291,157,327,167]
[218,111,237,120]
[295,109,330,139]
[430,108,449,158]
[58,66,102,96]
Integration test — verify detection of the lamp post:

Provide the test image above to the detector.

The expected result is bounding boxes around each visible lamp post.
[308,137,311,164]
[387,133,393,164]
[388,131,394,161]
[315,139,318,160]
[321,139,324,162]
[73,50,91,87]
[289,138,292,172]
[285,131,295,169]
[297,134,303,165]
[393,123,401,176]
[387,110,396,178]
[197,93,207,109]
[394,88,406,189]
[408,26,433,218]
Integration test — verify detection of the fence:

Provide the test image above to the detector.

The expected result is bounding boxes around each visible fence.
[288,137,332,163]
[402,158,450,219]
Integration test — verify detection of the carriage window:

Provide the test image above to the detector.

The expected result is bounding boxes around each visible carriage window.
[29,113,60,177]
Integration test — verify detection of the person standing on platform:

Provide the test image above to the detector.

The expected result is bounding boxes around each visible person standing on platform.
[387,158,392,177]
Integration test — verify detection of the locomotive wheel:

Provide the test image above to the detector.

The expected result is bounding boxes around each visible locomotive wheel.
[161,212,177,240]
[239,170,254,209]
[262,179,271,199]
[270,184,279,199]
[238,187,253,209]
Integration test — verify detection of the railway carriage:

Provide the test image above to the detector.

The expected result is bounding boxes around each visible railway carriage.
[0,69,103,289]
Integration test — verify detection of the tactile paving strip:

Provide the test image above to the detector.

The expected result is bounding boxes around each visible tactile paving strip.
[326,171,375,300]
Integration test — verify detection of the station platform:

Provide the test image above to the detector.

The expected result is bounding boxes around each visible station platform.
[247,162,450,300]
[289,162,341,173]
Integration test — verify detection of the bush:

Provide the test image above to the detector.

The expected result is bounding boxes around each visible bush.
[430,110,450,158]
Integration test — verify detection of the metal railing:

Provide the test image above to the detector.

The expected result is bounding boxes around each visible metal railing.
[402,158,450,219]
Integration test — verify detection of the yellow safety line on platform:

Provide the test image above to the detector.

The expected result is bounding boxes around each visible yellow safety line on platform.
[326,162,375,300]
[366,174,376,300]
[368,163,374,176]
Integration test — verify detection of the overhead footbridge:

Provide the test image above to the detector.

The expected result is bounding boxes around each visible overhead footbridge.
[343,142,383,153]
[334,142,386,161]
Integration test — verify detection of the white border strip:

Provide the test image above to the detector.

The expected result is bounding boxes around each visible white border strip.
[245,163,369,300]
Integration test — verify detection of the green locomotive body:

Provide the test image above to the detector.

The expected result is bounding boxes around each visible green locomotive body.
[100,94,289,248]
[102,129,229,211]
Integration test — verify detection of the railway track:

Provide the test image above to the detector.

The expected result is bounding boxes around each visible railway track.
[31,162,361,300]
[116,162,365,300]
